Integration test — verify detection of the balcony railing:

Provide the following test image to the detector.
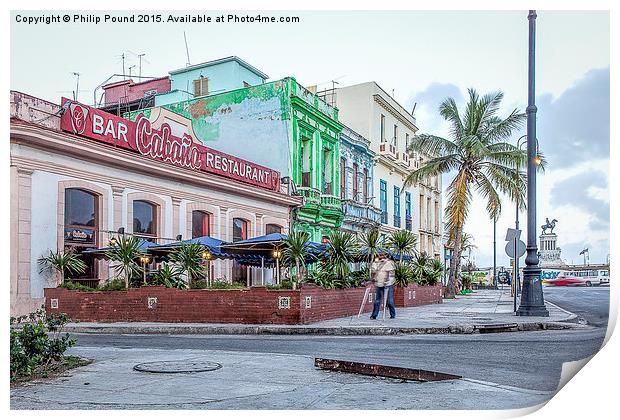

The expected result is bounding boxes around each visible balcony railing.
[321,194,341,210]
[379,143,397,160]
[394,215,401,228]
[296,187,321,206]
[341,200,382,225]
[381,210,388,224]
[406,215,413,231]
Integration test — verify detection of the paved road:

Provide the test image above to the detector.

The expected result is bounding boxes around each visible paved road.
[71,327,605,393]
[543,286,610,327]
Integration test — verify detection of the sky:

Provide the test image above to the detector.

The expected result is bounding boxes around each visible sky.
[10,10,610,267]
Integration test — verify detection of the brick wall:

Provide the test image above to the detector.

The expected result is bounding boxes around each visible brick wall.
[44,283,444,324]
[393,283,444,307]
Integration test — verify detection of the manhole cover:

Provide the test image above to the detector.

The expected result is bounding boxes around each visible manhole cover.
[133,360,222,373]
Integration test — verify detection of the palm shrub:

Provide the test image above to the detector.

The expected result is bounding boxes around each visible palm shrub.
[322,231,358,281]
[358,228,383,284]
[411,253,432,285]
[38,249,87,286]
[283,231,310,283]
[405,89,527,296]
[394,263,412,288]
[104,236,144,288]
[169,242,207,289]
[387,230,418,263]
[426,259,443,286]
[148,263,185,289]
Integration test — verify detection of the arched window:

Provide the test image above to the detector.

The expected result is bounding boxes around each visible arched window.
[232,218,248,242]
[265,224,282,235]
[64,188,97,246]
[192,211,210,238]
[133,200,157,237]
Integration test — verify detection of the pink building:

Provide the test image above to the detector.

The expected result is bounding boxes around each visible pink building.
[101,77,171,114]
[10,91,300,316]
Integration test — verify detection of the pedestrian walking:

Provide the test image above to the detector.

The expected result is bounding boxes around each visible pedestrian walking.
[370,254,396,319]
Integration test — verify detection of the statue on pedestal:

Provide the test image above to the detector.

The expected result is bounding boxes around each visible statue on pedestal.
[541,218,558,234]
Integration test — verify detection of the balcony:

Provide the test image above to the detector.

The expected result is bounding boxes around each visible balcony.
[381,210,388,224]
[379,142,397,160]
[341,199,383,226]
[394,215,401,228]
[398,151,411,168]
[406,215,413,231]
[296,187,321,206]
[321,194,341,210]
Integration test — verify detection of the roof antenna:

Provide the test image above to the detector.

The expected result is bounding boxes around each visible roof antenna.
[71,72,80,101]
[184,31,191,67]
[411,102,417,116]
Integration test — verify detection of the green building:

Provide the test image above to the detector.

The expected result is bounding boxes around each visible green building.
[127,68,344,242]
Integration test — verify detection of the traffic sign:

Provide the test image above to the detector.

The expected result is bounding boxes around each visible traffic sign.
[505,240,526,258]
[505,228,521,242]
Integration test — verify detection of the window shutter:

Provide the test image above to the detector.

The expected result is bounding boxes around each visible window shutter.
[193,79,201,97]
[200,78,208,96]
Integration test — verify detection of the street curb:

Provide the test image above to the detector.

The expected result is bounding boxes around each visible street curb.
[64,321,586,336]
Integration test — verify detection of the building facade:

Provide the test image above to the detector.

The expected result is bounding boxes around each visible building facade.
[320,82,443,258]
[127,68,344,242]
[10,91,300,316]
[338,126,382,233]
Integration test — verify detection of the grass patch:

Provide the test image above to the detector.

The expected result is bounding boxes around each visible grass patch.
[11,355,92,386]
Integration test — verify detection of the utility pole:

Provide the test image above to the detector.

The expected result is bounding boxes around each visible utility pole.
[517,10,549,317]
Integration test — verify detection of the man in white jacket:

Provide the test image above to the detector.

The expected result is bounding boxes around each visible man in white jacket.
[370,254,397,319]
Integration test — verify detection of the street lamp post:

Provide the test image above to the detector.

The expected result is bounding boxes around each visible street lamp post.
[493,213,497,290]
[517,10,549,317]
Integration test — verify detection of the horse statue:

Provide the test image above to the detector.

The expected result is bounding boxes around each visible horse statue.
[541,218,558,234]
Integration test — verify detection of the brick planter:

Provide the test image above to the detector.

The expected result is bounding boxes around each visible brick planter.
[44,282,443,325]
[393,283,444,307]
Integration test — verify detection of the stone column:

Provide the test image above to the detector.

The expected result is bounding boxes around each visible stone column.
[111,186,124,232]
[14,167,35,315]
[172,197,182,239]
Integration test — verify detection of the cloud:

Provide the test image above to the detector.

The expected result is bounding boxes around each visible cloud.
[408,83,464,133]
[549,169,609,231]
[537,68,610,168]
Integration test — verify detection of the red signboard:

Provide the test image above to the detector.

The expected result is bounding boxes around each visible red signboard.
[59,98,280,192]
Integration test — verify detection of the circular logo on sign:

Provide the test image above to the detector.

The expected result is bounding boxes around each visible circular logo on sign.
[70,104,88,134]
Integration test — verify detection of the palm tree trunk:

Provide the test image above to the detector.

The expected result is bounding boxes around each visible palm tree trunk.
[447,227,463,297]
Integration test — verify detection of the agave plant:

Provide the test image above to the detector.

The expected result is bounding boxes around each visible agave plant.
[323,231,358,281]
[394,263,412,288]
[387,230,418,263]
[169,242,207,289]
[358,228,383,283]
[426,259,444,286]
[411,252,432,285]
[149,263,185,289]
[38,249,87,286]
[283,231,310,281]
[104,235,144,288]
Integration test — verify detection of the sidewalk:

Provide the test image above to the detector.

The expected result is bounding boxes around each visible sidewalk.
[62,289,583,336]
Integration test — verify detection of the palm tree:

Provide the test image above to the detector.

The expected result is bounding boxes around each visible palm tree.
[104,236,144,288]
[404,89,526,297]
[38,249,87,286]
[169,242,206,289]
[358,228,383,283]
[323,231,358,281]
[283,231,310,282]
[387,230,418,263]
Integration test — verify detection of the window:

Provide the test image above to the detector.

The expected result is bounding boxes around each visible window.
[64,188,97,246]
[352,163,359,201]
[300,140,311,187]
[340,158,347,199]
[323,148,333,194]
[266,224,282,235]
[193,77,208,97]
[380,114,386,142]
[363,168,368,204]
[405,192,412,231]
[434,201,440,233]
[192,211,210,238]
[380,180,388,224]
[232,218,250,283]
[393,125,398,147]
[405,133,410,150]
[133,200,156,237]
[394,186,401,228]
[233,218,248,242]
